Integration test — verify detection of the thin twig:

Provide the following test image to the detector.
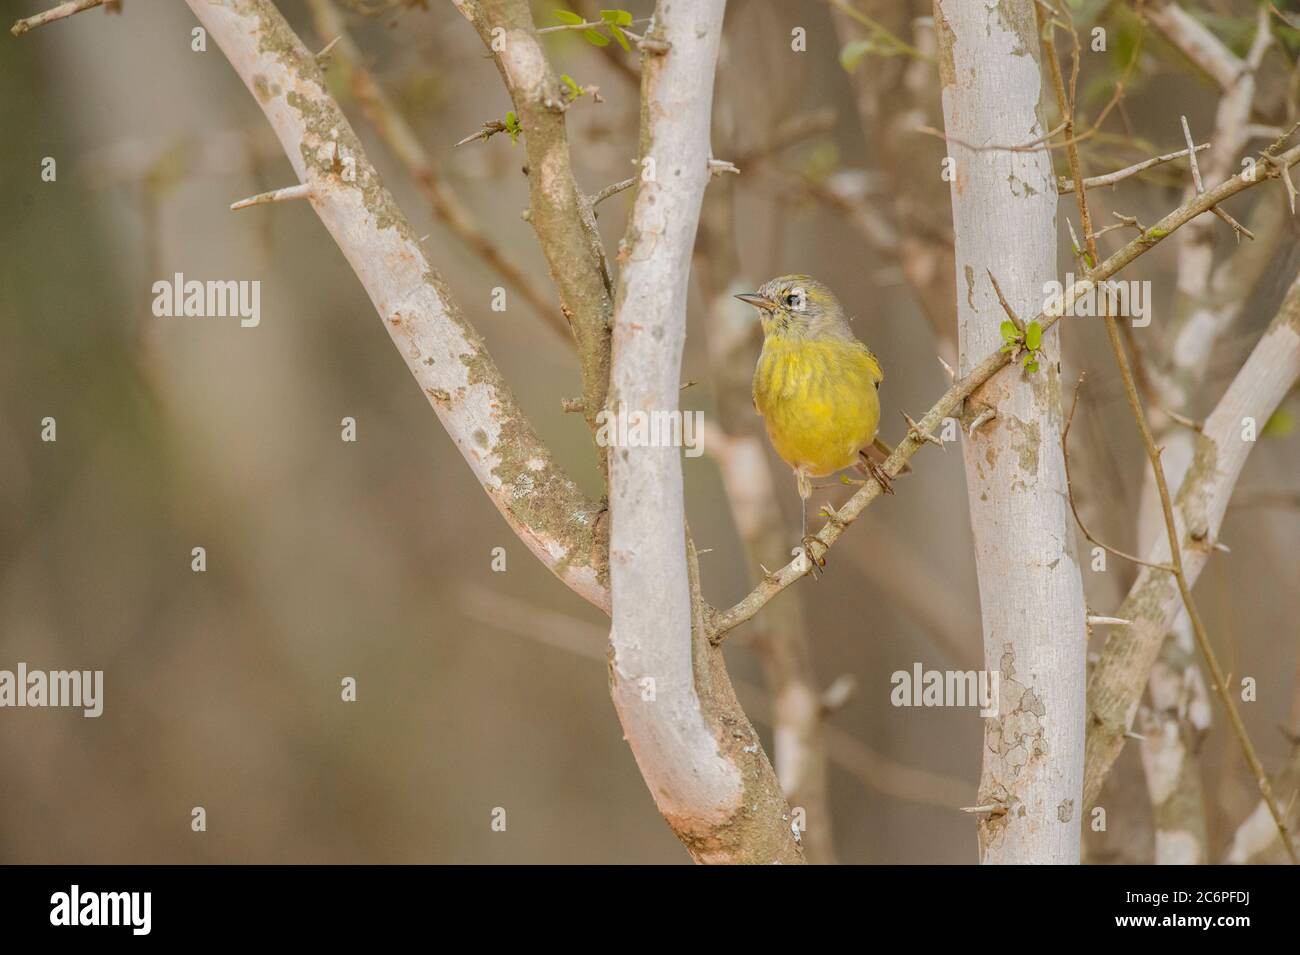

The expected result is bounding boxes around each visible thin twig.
[10,0,107,35]
[1057,143,1209,193]
[229,182,311,211]
[535,16,650,35]
[454,120,509,148]
[1089,211,1147,241]
[591,177,636,207]
[1087,615,1131,627]
[986,270,1025,333]
[1180,115,1254,240]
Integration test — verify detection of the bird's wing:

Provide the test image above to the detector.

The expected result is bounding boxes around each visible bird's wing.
[855,342,884,384]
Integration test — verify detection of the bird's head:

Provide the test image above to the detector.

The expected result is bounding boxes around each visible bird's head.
[735,274,852,340]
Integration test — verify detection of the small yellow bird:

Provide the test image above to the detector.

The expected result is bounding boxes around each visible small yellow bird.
[737,275,893,566]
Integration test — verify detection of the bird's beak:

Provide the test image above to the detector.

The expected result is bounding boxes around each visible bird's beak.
[735,292,776,311]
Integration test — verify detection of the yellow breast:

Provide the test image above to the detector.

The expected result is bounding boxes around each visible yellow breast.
[752,336,882,477]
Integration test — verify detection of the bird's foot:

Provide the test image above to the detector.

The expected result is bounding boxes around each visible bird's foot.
[861,456,895,494]
[799,535,827,578]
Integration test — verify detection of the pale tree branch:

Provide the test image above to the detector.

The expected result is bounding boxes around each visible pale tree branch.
[174,0,801,863]
[1144,7,1274,413]
[305,0,569,340]
[1137,612,1213,863]
[605,0,801,864]
[173,0,608,609]
[453,0,616,460]
[1144,0,1245,93]
[1139,2,1282,423]
[1056,143,1208,193]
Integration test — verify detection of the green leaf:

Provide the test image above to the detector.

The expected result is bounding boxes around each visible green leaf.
[1025,321,1042,351]
[1000,343,1015,355]
[554,9,584,24]
[560,73,583,97]
[600,9,633,26]
[504,111,521,144]
[1023,355,1039,373]
[839,39,875,72]
[583,28,610,46]
[1000,320,1018,343]
[608,23,630,50]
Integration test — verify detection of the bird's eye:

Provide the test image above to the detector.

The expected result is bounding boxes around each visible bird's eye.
[783,289,805,310]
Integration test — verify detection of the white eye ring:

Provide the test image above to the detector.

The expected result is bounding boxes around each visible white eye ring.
[784,288,806,311]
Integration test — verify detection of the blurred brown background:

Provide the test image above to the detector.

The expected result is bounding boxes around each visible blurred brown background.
[1,0,1297,863]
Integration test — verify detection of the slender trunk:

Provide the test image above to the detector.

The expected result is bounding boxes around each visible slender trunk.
[935,0,1088,864]
[606,0,803,864]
